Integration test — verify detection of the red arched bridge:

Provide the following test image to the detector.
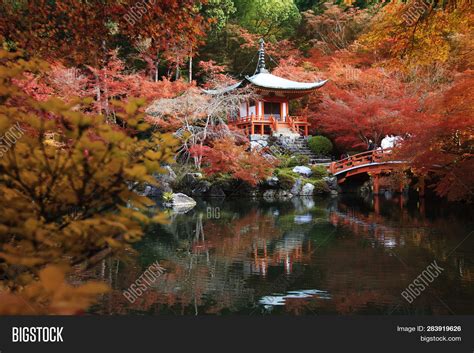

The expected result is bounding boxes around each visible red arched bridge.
[328,149,411,194]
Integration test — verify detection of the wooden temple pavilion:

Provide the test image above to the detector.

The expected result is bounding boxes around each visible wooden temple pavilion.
[206,39,327,137]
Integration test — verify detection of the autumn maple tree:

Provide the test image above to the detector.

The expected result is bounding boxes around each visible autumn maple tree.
[191,137,277,186]
[0,0,207,68]
[308,65,418,150]
[272,0,473,201]
[396,71,474,202]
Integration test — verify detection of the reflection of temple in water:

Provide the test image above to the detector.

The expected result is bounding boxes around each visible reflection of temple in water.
[329,207,404,249]
[250,232,313,276]
[328,195,433,249]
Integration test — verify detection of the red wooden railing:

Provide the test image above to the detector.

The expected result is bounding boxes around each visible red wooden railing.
[329,149,392,175]
[289,116,308,123]
[231,115,309,135]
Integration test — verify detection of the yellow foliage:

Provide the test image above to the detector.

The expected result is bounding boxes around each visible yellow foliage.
[358,2,474,72]
[0,265,109,315]
[0,49,176,314]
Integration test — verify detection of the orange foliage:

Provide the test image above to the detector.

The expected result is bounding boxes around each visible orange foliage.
[396,71,474,201]
[190,137,277,186]
[308,65,418,149]
[0,0,207,67]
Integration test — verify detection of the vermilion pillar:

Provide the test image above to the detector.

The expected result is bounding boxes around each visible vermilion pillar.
[374,195,380,214]
[373,174,380,194]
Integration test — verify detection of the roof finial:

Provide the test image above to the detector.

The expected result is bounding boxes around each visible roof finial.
[255,38,268,74]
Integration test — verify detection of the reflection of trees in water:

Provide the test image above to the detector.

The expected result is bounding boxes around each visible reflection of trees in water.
[88,204,309,314]
[85,196,473,315]
[332,196,473,273]
[314,195,474,315]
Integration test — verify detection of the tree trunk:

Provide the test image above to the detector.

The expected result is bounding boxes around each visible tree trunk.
[155,50,160,82]
[175,57,180,80]
[95,73,102,115]
[103,69,111,120]
[189,50,193,82]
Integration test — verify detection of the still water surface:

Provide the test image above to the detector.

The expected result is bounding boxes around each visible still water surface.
[91,195,473,315]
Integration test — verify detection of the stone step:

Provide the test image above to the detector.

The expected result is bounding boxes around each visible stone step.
[287,149,313,153]
[288,150,314,154]
[272,135,328,160]
[289,150,314,154]
[287,142,309,145]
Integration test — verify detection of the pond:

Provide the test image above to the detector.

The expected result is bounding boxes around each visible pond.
[89,194,474,315]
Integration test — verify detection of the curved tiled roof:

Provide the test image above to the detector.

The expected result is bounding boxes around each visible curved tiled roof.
[201,81,243,95]
[245,72,327,91]
[202,74,327,95]
[203,39,327,95]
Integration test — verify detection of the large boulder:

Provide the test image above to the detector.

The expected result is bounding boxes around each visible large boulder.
[323,176,338,191]
[153,166,176,193]
[209,185,225,198]
[139,166,177,198]
[292,166,312,177]
[182,173,202,186]
[230,183,258,197]
[191,180,212,196]
[164,193,197,213]
[290,178,303,195]
[250,139,268,151]
[265,176,279,188]
[177,173,204,195]
[162,166,177,183]
[300,183,315,196]
[142,185,164,198]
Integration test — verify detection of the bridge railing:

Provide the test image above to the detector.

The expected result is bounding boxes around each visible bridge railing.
[329,149,392,174]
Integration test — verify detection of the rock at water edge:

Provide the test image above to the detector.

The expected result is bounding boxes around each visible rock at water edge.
[292,166,312,177]
[301,183,315,196]
[165,193,197,213]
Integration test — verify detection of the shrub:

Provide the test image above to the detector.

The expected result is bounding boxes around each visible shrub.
[290,154,310,167]
[278,154,310,168]
[191,137,276,187]
[277,154,292,168]
[275,168,299,189]
[163,191,174,202]
[311,165,329,179]
[171,164,200,190]
[308,136,333,156]
[312,179,331,194]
